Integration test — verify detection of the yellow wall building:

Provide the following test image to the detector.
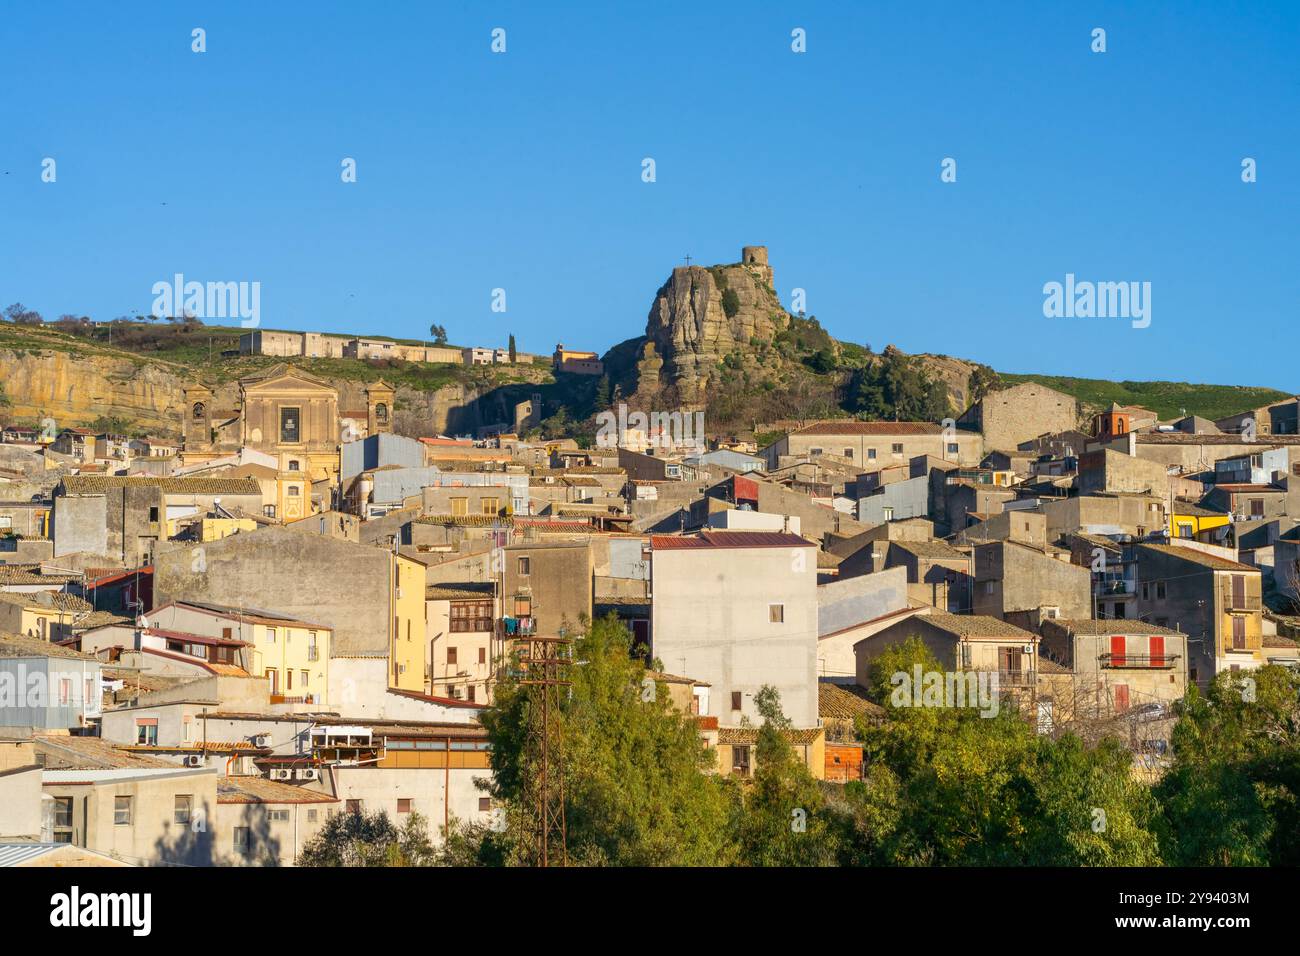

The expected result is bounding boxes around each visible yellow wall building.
[391,553,426,692]
[244,615,332,705]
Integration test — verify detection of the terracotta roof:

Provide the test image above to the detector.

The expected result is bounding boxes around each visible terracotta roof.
[1049,619,1184,636]
[819,683,885,720]
[425,582,495,601]
[891,539,969,561]
[0,631,99,660]
[518,519,595,532]
[0,566,81,585]
[415,514,511,527]
[651,530,812,550]
[644,670,710,687]
[60,475,262,496]
[34,735,175,770]
[915,611,1038,640]
[1137,543,1259,572]
[218,776,340,805]
[1138,433,1300,445]
[718,726,823,745]
[792,421,943,437]
[1263,634,1298,650]
[0,591,92,612]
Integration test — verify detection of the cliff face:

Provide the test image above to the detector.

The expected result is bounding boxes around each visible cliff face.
[0,347,484,438]
[639,247,789,406]
[0,348,187,433]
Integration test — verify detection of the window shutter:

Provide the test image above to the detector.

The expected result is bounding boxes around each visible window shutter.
[1148,635,1164,667]
[1110,635,1126,667]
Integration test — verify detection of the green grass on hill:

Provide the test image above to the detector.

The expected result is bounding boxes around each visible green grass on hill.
[0,321,548,392]
[998,372,1292,421]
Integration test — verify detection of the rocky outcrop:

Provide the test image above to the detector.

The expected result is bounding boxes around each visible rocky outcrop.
[0,348,187,434]
[641,247,789,406]
[0,347,491,439]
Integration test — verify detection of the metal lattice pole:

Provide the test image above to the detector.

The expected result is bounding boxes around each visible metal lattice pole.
[519,634,571,866]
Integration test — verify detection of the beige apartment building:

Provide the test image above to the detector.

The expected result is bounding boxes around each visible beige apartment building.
[761,421,984,470]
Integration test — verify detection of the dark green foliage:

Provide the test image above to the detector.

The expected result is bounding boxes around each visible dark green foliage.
[844,349,951,421]
[297,808,435,867]
[721,287,741,319]
[1154,667,1300,866]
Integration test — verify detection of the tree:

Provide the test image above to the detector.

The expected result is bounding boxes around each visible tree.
[848,638,1161,866]
[508,333,517,363]
[1154,666,1300,866]
[3,302,43,325]
[843,348,950,421]
[729,685,841,866]
[297,807,435,866]
[477,614,735,866]
[967,365,1002,403]
[429,323,448,346]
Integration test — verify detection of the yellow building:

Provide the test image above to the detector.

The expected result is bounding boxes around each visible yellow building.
[182,366,342,482]
[0,591,93,642]
[1167,502,1231,541]
[391,553,426,692]
[243,613,332,705]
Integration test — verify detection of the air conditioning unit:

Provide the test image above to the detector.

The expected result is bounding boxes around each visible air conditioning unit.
[297,768,320,781]
[270,768,292,781]
[1023,644,1036,655]
[254,734,271,748]
[183,754,203,767]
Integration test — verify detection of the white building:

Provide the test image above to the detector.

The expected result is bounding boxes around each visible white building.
[650,530,819,728]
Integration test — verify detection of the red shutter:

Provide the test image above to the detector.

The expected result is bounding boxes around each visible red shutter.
[1110,635,1126,667]
[1148,635,1165,668]
[1114,684,1130,712]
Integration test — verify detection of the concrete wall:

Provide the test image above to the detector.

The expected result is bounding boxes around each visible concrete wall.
[652,541,819,727]
[319,765,494,845]
[43,768,219,866]
[816,567,909,682]
[960,383,1080,452]
[52,494,109,559]
[0,764,42,840]
[503,541,592,638]
[973,541,1091,621]
[858,475,929,524]
[153,527,395,657]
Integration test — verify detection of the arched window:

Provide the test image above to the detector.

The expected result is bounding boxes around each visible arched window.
[375,402,389,423]
[192,402,205,420]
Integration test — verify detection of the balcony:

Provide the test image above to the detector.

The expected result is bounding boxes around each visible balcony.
[1094,580,1135,598]
[993,669,1037,687]
[500,617,536,637]
[1221,584,1261,612]
[1099,653,1180,670]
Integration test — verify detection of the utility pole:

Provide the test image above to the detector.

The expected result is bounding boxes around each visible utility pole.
[517,632,572,867]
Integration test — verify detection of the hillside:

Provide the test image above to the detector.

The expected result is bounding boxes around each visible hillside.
[2,258,1292,442]
[0,320,549,438]
[994,373,1289,422]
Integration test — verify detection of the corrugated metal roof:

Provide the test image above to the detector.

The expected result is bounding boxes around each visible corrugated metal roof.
[0,843,69,867]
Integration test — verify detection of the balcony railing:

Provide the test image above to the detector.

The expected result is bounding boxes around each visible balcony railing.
[994,669,1037,687]
[1221,585,1261,611]
[1094,580,1135,597]
[1099,653,1180,669]
[499,617,536,637]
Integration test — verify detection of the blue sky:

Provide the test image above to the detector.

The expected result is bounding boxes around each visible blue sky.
[2,1,1296,388]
